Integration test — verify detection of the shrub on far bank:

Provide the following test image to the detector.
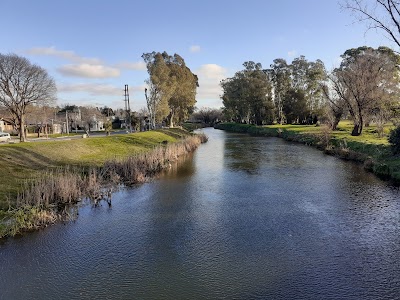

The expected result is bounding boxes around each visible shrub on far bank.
[388,126,400,154]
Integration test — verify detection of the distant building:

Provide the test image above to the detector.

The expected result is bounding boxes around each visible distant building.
[0,118,14,132]
[90,120,104,131]
[52,124,63,134]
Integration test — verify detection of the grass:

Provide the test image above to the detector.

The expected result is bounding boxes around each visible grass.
[0,129,207,238]
[215,121,400,183]
[0,129,188,209]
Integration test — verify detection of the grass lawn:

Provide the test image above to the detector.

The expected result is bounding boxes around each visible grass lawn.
[266,120,393,144]
[0,129,188,209]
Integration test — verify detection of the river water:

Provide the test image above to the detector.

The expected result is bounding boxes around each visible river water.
[1,128,399,299]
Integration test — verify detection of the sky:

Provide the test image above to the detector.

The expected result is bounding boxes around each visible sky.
[0,0,396,111]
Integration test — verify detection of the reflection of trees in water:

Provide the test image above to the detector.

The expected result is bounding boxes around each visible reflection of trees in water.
[161,152,196,180]
[223,136,264,175]
[223,135,308,176]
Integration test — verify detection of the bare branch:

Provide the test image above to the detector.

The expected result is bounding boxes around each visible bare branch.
[0,53,56,141]
[342,0,400,48]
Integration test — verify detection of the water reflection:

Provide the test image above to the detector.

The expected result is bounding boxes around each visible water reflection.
[223,133,264,174]
[0,128,399,299]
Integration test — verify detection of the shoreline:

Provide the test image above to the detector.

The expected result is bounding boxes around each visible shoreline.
[214,123,400,185]
[0,132,208,239]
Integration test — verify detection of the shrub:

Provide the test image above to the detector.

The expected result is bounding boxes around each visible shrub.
[388,125,400,154]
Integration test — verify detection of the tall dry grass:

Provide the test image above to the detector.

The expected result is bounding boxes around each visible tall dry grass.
[103,133,207,185]
[2,133,207,237]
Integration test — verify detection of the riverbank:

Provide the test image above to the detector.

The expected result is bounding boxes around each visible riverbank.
[214,122,400,183]
[0,129,208,238]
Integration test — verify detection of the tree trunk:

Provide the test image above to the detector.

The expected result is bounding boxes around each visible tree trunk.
[351,107,364,136]
[169,111,174,128]
[18,116,27,142]
[351,118,363,136]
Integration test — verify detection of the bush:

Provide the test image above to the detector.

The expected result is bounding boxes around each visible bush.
[388,126,400,154]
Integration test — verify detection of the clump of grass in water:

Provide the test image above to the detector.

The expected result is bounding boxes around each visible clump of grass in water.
[0,134,207,238]
[16,167,85,208]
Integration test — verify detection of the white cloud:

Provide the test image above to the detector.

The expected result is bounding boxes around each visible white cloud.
[26,46,102,64]
[195,64,228,106]
[58,83,122,96]
[59,82,146,96]
[196,64,227,79]
[58,83,147,110]
[115,61,147,70]
[57,64,120,78]
[190,45,201,53]
[288,50,297,58]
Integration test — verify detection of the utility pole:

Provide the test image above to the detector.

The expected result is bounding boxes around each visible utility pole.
[65,110,69,135]
[124,84,132,132]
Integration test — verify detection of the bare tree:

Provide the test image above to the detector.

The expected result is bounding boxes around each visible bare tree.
[80,106,104,132]
[320,83,346,130]
[330,49,399,135]
[191,107,223,125]
[0,53,56,141]
[342,0,400,48]
[26,105,57,137]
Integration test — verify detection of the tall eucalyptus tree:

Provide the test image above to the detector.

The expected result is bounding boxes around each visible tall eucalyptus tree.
[142,51,198,128]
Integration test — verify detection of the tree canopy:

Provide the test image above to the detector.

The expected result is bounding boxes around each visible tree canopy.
[0,53,56,141]
[328,46,400,135]
[142,51,198,128]
[264,56,327,124]
[221,61,274,125]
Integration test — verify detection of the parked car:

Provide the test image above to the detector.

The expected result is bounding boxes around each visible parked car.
[0,132,11,143]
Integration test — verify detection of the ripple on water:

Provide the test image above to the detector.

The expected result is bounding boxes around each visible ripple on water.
[1,128,399,299]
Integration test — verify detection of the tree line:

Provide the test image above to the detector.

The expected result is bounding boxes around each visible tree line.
[221,46,400,136]
[2,0,399,140]
[221,57,326,126]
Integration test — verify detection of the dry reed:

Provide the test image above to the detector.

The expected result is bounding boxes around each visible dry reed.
[1,133,207,237]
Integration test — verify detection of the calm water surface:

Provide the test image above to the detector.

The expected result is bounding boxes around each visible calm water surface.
[1,128,400,299]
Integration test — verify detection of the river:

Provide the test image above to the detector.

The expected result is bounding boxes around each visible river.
[1,128,399,299]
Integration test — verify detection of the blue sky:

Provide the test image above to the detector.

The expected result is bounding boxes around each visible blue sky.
[0,0,395,110]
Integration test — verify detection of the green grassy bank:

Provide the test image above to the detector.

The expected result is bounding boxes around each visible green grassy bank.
[214,122,400,183]
[0,128,209,237]
[0,129,189,209]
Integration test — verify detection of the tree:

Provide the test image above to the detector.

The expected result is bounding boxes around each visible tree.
[26,105,57,136]
[100,106,114,117]
[342,0,400,48]
[80,106,104,132]
[191,107,223,125]
[142,51,198,128]
[104,120,112,136]
[0,53,56,141]
[283,88,309,124]
[221,72,250,123]
[167,54,198,127]
[289,56,327,123]
[320,83,346,130]
[330,47,399,135]
[221,61,274,125]
[266,56,326,124]
[142,52,174,129]
[267,59,292,124]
